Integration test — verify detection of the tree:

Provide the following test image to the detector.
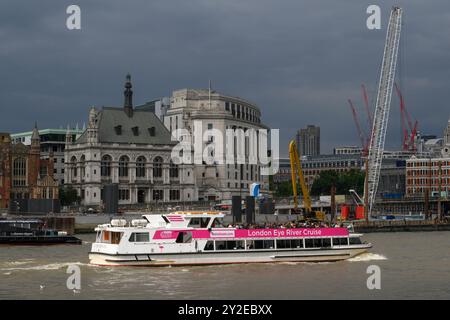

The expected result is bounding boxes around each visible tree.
[59,186,80,206]
[311,169,365,196]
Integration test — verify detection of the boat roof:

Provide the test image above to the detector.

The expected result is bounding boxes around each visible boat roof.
[169,211,224,216]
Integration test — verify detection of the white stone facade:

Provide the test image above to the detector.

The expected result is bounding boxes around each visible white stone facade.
[164,88,270,201]
[64,106,197,207]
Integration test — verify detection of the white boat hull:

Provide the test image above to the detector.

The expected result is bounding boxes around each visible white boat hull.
[89,245,371,267]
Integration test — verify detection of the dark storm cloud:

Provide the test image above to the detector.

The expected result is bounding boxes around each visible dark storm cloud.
[1,0,450,155]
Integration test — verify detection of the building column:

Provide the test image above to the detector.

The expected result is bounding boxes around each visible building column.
[163,164,170,184]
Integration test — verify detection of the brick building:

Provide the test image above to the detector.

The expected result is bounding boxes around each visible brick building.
[0,125,59,210]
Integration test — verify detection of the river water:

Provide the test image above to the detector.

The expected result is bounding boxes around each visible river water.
[0,232,449,299]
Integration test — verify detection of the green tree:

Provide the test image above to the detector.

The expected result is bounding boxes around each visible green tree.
[59,186,80,206]
[311,169,364,196]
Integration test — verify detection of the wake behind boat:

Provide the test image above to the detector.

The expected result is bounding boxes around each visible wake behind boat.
[89,211,372,266]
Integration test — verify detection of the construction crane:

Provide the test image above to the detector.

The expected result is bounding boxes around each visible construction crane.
[289,140,322,219]
[289,141,311,211]
[348,99,368,152]
[366,6,403,217]
[394,82,418,152]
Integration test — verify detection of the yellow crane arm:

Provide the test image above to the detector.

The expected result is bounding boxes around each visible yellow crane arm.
[289,140,312,212]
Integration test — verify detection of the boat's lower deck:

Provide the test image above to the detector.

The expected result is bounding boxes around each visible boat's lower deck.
[89,245,371,267]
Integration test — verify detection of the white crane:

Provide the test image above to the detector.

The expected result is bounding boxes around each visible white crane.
[366,7,403,217]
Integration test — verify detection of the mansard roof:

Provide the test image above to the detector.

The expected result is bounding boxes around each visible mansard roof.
[76,107,175,145]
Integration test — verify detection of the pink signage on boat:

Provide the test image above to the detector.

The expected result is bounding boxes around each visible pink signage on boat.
[152,228,349,240]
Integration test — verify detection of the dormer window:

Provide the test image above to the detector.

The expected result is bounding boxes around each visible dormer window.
[132,126,139,136]
[148,127,156,136]
[114,125,122,135]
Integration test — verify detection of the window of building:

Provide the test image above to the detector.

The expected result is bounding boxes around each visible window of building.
[101,155,112,177]
[119,156,129,177]
[169,189,180,201]
[70,156,77,178]
[169,161,179,178]
[153,157,163,178]
[80,155,86,179]
[136,156,146,178]
[119,189,130,200]
[153,189,163,201]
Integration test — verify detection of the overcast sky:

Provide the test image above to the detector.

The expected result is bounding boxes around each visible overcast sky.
[1,0,449,155]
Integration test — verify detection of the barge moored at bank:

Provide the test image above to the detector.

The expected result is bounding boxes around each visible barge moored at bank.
[0,219,81,245]
[89,212,371,266]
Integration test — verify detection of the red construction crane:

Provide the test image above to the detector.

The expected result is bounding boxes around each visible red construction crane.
[394,83,418,152]
[348,99,369,153]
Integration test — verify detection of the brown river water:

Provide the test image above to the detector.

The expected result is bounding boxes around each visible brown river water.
[0,232,449,299]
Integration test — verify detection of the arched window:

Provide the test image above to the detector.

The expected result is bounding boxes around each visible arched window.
[136,156,146,178]
[70,156,77,178]
[153,157,163,178]
[169,161,179,178]
[119,156,129,177]
[101,155,112,177]
[80,155,86,179]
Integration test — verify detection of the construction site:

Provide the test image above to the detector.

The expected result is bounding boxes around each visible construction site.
[275,6,450,229]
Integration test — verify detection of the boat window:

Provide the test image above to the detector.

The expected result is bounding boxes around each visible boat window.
[227,240,245,250]
[215,241,226,250]
[204,241,214,250]
[129,232,149,242]
[333,237,348,246]
[103,231,110,242]
[276,240,290,249]
[111,232,123,244]
[175,231,192,243]
[214,240,245,250]
[211,218,225,228]
[246,240,274,250]
[188,218,201,227]
[186,218,210,228]
[349,237,362,245]
[291,239,303,248]
[322,238,331,248]
[305,239,314,248]
[277,239,303,249]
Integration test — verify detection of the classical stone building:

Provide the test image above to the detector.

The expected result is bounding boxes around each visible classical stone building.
[164,88,270,201]
[0,126,59,210]
[64,75,197,207]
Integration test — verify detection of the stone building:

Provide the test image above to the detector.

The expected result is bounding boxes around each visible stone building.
[296,125,320,156]
[164,88,270,201]
[64,75,197,207]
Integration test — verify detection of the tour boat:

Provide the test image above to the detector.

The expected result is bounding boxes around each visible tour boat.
[89,211,372,267]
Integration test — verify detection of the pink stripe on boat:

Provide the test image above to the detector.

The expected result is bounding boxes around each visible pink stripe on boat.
[153,228,349,240]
